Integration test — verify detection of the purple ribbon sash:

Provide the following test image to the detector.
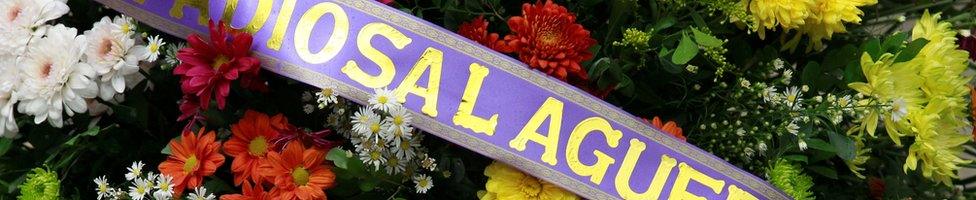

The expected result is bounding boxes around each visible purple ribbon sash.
[93,0,789,199]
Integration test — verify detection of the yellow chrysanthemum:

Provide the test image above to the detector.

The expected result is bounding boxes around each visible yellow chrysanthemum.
[849,11,972,185]
[748,0,815,39]
[479,162,578,200]
[796,0,877,51]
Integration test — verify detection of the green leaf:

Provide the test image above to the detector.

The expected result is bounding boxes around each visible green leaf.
[807,166,838,179]
[326,148,349,169]
[806,138,835,152]
[782,155,809,163]
[844,61,865,84]
[161,135,179,155]
[653,17,676,32]
[894,38,929,62]
[65,126,101,146]
[0,137,11,157]
[882,32,908,52]
[692,28,723,48]
[828,131,856,161]
[801,61,821,90]
[203,178,234,194]
[861,38,882,60]
[672,33,698,65]
[359,179,379,192]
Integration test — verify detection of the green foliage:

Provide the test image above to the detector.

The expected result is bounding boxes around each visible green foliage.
[17,168,59,200]
[769,159,815,200]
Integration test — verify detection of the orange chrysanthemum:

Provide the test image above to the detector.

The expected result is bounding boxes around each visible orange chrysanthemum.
[457,16,511,52]
[970,87,976,141]
[159,129,226,196]
[224,110,283,186]
[504,0,596,83]
[219,181,270,200]
[645,116,686,141]
[265,142,336,200]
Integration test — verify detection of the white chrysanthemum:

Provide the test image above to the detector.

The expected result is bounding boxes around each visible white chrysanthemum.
[782,86,803,110]
[17,24,97,128]
[0,0,68,56]
[128,178,151,200]
[124,161,145,181]
[112,15,136,36]
[153,174,173,200]
[368,88,400,112]
[186,187,215,200]
[144,35,165,62]
[94,176,111,200]
[84,16,147,100]
[382,106,413,141]
[392,136,419,160]
[316,86,338,108]
[0,57,20,138]
[384,155,406,175]
[359,146,386,171]
[351,107,375,134]
[413,174,433,193]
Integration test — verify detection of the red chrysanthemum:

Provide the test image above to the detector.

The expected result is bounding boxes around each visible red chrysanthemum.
[220,181,271,200]
[224,110,282,186]
[644,116,686,141]
[504,0,597,83]
[264,142,337,200]
[159,129,226,196]
[457,16,511,52]
[174,20,264,119]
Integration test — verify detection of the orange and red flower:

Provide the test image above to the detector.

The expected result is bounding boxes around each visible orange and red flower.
[645,116,686,141]
[219,181,270,200]
[264,142,336,200]
[224,110,283,186]
[457,16,511,52]
[174,20,264,120]
[504,0,597,83]
[159,129,226,196]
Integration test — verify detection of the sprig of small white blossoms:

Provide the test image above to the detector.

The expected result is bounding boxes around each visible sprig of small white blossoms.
[94,161,194,200]
[343,88,438,193]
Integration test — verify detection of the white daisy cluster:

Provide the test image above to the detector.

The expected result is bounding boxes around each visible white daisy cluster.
[0,0,165,138]
[347,88,437,193]
[94,161,191,200]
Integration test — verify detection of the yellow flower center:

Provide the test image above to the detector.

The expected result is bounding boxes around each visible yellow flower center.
[370,151,382,160]
[539,31,560,46]
[149,43,159,53]
[120,23,132,34]
[378,96,388,104]
[393,116,404,125]
[291,167,310,186]
[248,136,268,156]
[98,184,108,193]
[521,177,542,196]
[322,88,333,96]
[159,182,170,191]
[370,123,381,134]
[183,155,199,174]
[211,55,230,70]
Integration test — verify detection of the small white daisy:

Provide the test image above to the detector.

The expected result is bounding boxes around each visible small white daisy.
[186,187,216,200]
[316,86,338,108]
[781,69,793,84]
[382,106,413,140]
[144,35,165,62]
[112,15,136,36]
[413,174,433,194]
[359,146,386,171]
[94,176,111,200]
[421,155,437,171]
[368,88,400,112]
[301,91,313,102]
[782,86,803,110]
[798,139,808,151]
[786,123,800,135]
[351,107,379,135]
[128,178,151,200]
[384,156,406,175]
[890,98,908,122]
[125,161,145,180]
[392,137,418,160]
[303,104,315,114]
[152,174,173,200]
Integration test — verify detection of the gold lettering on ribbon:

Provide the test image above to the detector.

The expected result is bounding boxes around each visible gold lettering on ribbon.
[669,163,726,200]
[509,97,563,166]
[615,139,677,200]
[726,185,759,200]
[221,0,272,33]
[134,0,146,4]
[566,117,622,185]
[170,0,209,25]
[267,0,297,50]
[341,22,412,88]
[294,2,348,64]
[394,47,442,117]
[452,63,498,136]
